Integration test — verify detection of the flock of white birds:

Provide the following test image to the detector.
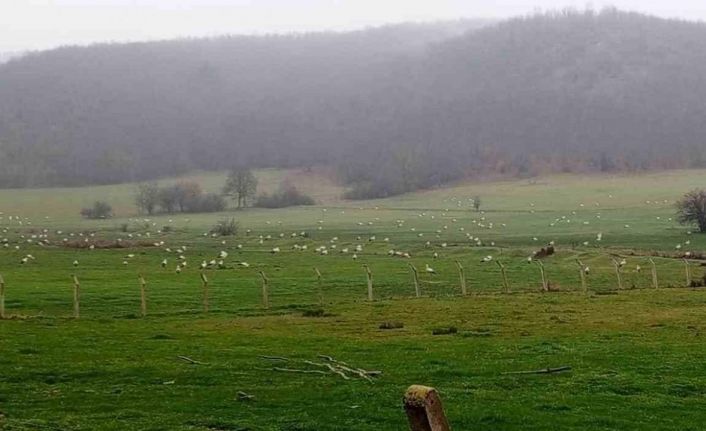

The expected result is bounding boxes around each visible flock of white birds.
[0,193,697,288]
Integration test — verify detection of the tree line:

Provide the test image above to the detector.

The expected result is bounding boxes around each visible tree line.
[131,168,314,215]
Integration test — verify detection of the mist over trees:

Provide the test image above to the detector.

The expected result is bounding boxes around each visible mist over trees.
[1,10,706,197]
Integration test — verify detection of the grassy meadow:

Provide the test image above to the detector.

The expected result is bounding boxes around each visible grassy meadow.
[2,168,706,430]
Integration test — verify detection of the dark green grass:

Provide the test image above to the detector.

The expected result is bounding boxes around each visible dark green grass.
[2,290,706,430]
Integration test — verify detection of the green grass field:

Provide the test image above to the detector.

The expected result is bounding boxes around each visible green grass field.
[2,169,706,430]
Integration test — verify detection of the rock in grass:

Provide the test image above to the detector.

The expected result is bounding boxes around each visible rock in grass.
[461,330,493,338]
[379,321,404,330]
[432,326,458,336]
[302,308,328,317]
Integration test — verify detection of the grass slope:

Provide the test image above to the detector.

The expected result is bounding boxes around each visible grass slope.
[1,169,706,430]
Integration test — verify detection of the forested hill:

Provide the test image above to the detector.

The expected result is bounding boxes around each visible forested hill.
[1,10,705,196]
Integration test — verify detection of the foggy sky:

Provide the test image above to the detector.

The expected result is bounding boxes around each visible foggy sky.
[3,0,706,52]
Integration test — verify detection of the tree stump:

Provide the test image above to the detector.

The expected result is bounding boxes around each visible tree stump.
[404,385,451,431]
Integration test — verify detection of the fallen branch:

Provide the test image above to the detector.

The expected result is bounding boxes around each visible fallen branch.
[236,391,255,401]
[260,355,381,383]
[503,366,572,375]
[317,354,381,382]
[177,355,207,365]
[258,355,290,361]
[269,367,328,375]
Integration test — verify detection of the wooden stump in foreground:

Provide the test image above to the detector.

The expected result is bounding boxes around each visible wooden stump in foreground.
[404,385,451,431]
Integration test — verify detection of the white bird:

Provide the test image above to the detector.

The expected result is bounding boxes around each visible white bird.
[481,255,493,263]
[271,247,281,254]
[161,259,167,268]
[425,264,436,275]
[73,260,79,267]
[239,262,250,268]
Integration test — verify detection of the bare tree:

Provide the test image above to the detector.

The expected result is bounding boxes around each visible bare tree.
[135,182,160,215]
[676,189,706,233]
[223,168,257,208]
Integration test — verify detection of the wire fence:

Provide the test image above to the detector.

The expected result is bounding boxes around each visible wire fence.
[0,253,702,320]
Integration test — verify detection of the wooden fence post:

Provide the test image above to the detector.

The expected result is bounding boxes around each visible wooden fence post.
[455,260,467,296]
[363,265,373,301]
[72,275,80,319]
[576,260,588,293]
[649,258,659,289]
[259,271,270,309]
[138,274,147,317]
[313,267,323,306]
[536,261,548,292]
[495,261,510,293]
[611,259,623,290]
[409,264,421,298]
[404,385,451,431]
[0,274,5,319]
[683,259,692,287]
[200,272,209,313]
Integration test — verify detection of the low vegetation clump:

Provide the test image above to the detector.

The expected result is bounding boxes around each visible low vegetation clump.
[255,183,315,208]
[432,326,458,335]
[210,218,239,237]
[80,201,113,219]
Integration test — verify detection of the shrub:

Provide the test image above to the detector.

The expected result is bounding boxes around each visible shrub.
[210,218,239,236]
[185,193,226,213]
[255,183,315,208]
[136,181,224,215]
[343,180,403,200]
[676,189,706,233]
[80,201,113,219]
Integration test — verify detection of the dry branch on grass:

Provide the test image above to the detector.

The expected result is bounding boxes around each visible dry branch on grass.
[259,355,381,383]
[503,366,572,375]
[177,355,208,365]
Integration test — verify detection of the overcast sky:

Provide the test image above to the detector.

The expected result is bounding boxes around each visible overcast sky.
[2,0,706,52]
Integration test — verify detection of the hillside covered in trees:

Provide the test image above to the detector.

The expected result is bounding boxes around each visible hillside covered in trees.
[1,9,705,197]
